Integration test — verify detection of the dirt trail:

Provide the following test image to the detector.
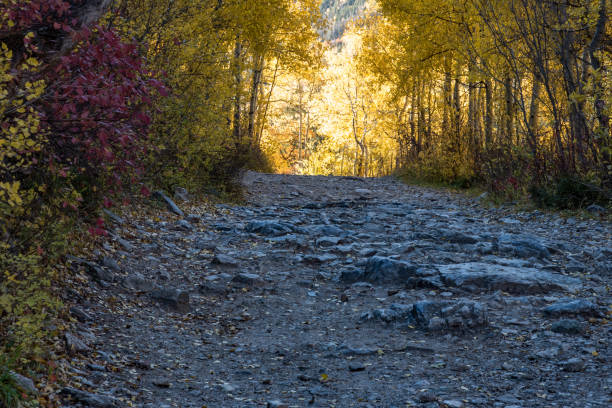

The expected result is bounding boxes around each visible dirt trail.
[62,172,611,408]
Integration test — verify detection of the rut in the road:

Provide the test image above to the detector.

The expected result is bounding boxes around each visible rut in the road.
[62,173,611,408]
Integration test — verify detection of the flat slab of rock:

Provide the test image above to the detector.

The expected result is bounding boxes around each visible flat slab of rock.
[497,233,550,259]
[438,263,581,294]
[150,288,190,313]
[542,299,604,318]
[61,387,117,407]
[245,220,297,236]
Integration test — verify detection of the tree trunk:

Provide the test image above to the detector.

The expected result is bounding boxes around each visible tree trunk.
[442,67,452,137]
[232,38,243,142]
[409,81,416,157]
[452,74,461,152]
[298,82,303,162]
[247,54,264,143]
[484,77,493,149]
[504,73,513,147]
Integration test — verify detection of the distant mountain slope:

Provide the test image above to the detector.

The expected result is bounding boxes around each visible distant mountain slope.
[320,0,368,41]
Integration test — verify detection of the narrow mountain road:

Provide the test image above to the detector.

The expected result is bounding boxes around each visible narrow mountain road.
[63,172,611,408]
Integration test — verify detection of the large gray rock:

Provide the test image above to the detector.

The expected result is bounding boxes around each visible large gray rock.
[122,273,156,292]
[150,288,190,313]
[497,233,550,259]
[361,256,419,284]
[411,300,487,330]
[361,300,487,331]
[245,220,297,236]
[10,372,37,395]
[542,299,604,318]
[438,263,581,294]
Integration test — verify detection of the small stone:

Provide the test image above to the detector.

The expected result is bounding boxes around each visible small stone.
[535,347,560,359]
[176,219,193,231]
[212,253,239,267]
[348,363,366,372]
[198,282,229,296]
[220,382,236,393]
[152,378,171,388]
[417,391,438,403]
[442,400,464,408]
[101,256,120,272]
[245,220,296,236]
[316,236,342,247]
[65,332,90,355]
[87,363,106,372]
[267,400,289,408]
[559,357,585,372]
[186,214,201,223]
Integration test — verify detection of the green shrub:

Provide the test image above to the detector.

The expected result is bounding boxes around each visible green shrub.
[530,175,610,209]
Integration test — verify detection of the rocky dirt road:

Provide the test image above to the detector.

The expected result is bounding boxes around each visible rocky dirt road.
[62,172,612,408]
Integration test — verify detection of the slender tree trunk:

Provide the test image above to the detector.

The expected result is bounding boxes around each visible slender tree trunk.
[453,74,461,153]
[587,0,610,182]
[232,38,243,142]
[443,68,452,137]
[298,82,303,162]
[417,79,426,155]
[504,73,513,147]
[409,81,416,157]
[468,66,475,155]
[484,77,493,149]
[528,71,541,156]
[247,54,264,144]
